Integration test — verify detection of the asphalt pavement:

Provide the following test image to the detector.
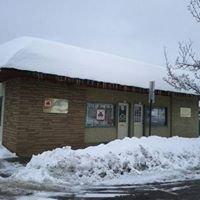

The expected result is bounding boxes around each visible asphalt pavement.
[1,179,200,200]
[68,180,200,200]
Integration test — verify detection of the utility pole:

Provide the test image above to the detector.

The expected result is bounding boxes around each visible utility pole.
[149,81,155,136]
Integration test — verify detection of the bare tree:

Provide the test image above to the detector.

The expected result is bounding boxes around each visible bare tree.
[188,0,200,22]
[164,0,200,94]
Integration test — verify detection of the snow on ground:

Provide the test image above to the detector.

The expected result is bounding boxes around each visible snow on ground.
[0,160,22,178]
[17,195,57,200]
[0,145,23,178]
[13,136,200,186]
[0,145,16,159]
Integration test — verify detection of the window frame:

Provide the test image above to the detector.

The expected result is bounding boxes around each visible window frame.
[85,102,116,128]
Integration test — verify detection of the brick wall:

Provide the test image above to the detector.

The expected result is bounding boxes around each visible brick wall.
[3,78,86,157]
[2,78,20,153]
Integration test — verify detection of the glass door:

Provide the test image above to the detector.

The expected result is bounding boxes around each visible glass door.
[133,104,143,137]
[117,103,129,139]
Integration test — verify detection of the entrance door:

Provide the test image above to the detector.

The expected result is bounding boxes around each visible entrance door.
[133,104,143,137]
[118,103,129,139]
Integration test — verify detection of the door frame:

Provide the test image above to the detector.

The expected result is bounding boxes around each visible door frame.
[117,102,129,139]
[132,103,144,137]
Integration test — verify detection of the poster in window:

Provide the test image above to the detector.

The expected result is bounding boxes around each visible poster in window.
[96,109,105,121]
[43,98,68,114]
[119,105,127,122]
[86,103,115,127]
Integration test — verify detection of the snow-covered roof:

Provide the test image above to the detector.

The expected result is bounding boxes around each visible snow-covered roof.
[0,36,182,93]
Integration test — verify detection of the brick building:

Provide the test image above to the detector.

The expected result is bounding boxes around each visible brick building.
[0,37,199,157]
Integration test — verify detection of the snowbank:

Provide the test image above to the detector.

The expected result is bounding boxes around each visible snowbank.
[13,136,200,185]
[0,145,16,159]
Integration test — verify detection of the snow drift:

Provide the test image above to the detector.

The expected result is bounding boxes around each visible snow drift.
[13,136,200,185]
[0,145,16,159]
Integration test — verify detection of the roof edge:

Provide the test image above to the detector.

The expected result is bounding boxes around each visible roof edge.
[0,67,199,97]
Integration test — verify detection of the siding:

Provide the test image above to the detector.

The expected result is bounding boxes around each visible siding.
[171,95,199,137]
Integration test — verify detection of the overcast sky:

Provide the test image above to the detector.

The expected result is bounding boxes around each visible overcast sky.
[0,0,199,66]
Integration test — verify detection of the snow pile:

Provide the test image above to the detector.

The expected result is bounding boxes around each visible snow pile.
[0,145,20,177]
[0,37,177,92]
[0,145,16,159]
[13,136,200,185]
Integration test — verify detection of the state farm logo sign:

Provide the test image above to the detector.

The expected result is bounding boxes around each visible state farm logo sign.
[44,99,53,108]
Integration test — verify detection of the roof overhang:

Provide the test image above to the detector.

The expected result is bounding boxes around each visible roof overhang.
[0,67,199,98]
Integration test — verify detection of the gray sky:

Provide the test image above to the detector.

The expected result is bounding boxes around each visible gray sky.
[0,0,199,66]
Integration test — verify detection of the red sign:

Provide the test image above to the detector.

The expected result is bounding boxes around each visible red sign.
[44,99,52,108]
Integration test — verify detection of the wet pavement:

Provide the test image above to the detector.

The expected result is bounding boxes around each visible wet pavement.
[64,180,200,200]
[1,178,200,200]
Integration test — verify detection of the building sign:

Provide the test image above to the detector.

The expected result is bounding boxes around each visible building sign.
[44,99,52,108]
[43,98,68,114]
[180,107,191,118]
[96,109,105,121]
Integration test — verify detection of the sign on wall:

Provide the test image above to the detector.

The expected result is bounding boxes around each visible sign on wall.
[96,109,105,121]
[180,107,191,118]
[43,98,68,114]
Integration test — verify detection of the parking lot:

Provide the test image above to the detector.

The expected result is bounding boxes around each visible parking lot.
[1,176,200,200]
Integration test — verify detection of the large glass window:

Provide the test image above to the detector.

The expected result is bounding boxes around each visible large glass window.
[146,107,167,126]
[86,103,115,127]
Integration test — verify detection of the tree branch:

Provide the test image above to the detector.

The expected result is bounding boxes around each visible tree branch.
[164,1,200,94]
[164,44,200,94]
[188,0,200,22]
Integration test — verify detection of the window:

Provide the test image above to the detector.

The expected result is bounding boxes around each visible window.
[86,103,115,127]
[146,107,167,126]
